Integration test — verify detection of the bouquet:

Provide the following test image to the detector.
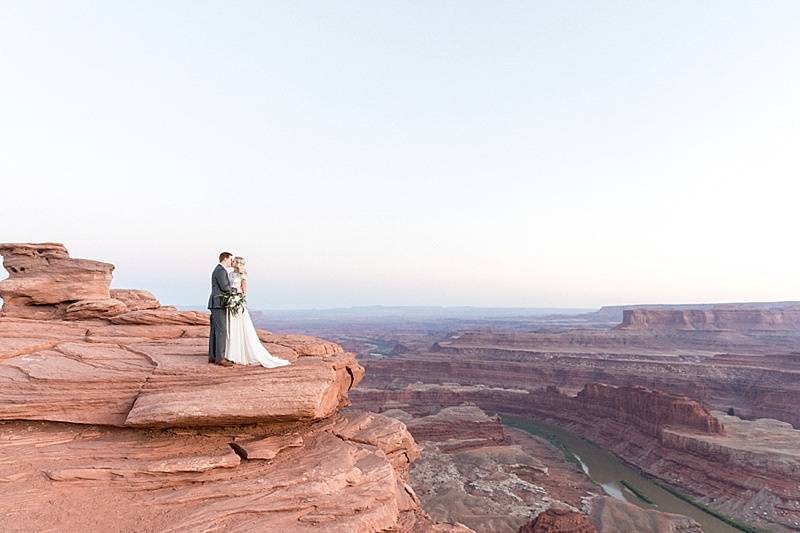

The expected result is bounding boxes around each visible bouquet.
[220,290,246,315]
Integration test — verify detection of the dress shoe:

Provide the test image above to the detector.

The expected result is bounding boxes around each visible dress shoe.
[217,360,234,367]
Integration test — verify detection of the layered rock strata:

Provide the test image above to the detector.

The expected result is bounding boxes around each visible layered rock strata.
[253,302,800,530]
[373,403,702,533]
[0,243,114,319]
[617,307,800,331]
[0,242,208,325]
[0,316,353,427]
[391,402,508,451]
[0,243,466,532]
[384,404,597,532]
[585,302,800,324]
[364,330,800,428]
[352,383,800,532]
[1,414,426,533]
[517,507,597,533]
[575,383,724,437]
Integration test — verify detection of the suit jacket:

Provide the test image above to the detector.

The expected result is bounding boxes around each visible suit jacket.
[208,264,233,309]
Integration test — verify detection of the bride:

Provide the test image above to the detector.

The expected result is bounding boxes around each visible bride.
[225,257,290,368]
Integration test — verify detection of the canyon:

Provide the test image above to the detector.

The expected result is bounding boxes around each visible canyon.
[370,402,705,533]
[353,383,800,531]
[258,304,800,532]
[4,243,799,532]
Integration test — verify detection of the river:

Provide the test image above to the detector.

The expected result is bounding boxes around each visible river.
[502,417,745,533]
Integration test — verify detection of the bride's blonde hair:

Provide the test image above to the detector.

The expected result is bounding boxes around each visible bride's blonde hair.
[234,256,247,276]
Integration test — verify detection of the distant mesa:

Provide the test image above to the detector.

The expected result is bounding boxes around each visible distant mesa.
[615,306,800,331]
[586,301,800,326]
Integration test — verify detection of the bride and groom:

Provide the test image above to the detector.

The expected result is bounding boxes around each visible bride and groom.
[207,252,290,368]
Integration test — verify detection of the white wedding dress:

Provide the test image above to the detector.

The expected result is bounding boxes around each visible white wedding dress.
[225,271,290,368]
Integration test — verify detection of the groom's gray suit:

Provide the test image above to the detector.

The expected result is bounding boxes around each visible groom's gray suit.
[208,263,232,363]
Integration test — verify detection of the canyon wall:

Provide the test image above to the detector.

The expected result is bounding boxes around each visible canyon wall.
[585,301,800,324]
[245,295,800,530]
[384,403,701,533]
[388,403,595,532]
[366,331,800,428]
[355,383,724,442]
[352,382,800,531]
[617,307,800,331]
[575,383,724,436]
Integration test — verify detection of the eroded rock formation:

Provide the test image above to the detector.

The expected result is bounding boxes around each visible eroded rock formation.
[395,403,507,451]
[353,382,800,532]
[253,300,800,530]
[0,243,114,319]
[0,243,466,532]
[517,507,597,533]
[576,383,724,436]
[0,242,208,326]
[367,328,800,428]
[386,403,598,533]
[372,402,703,533]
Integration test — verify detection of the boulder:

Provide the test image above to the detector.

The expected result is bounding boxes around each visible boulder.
[334,411,422,476]
[231,433,305,460]
[259,332,345,356]
[64,298,129,320]
[109,308,210,326]
[110,289,161,311]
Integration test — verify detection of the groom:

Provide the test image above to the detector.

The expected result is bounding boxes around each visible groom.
[208,252,234,366]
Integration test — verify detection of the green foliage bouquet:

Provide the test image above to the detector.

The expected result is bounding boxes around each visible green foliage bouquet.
[220,290,246,315]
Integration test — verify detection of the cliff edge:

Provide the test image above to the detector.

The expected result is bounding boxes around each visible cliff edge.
[0,243,468,532]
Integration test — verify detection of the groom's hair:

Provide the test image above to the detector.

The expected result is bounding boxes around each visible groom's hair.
[219,252,233,262]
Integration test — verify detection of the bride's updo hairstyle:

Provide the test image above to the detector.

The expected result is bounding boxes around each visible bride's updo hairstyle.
[234,256,247,277]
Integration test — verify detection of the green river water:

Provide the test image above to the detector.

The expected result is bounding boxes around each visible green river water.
[503,417,749,533]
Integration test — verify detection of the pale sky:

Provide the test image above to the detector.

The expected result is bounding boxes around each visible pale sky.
[2,1,799,309]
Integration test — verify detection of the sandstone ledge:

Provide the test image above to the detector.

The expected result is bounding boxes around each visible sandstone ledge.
[0,317,361,428]
[0,243,464,532]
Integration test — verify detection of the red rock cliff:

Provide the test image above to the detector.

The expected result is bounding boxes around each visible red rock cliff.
[0,242,208,324]
[576,383,725,436]
[0,243,465,532]
[616,307,800,331]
